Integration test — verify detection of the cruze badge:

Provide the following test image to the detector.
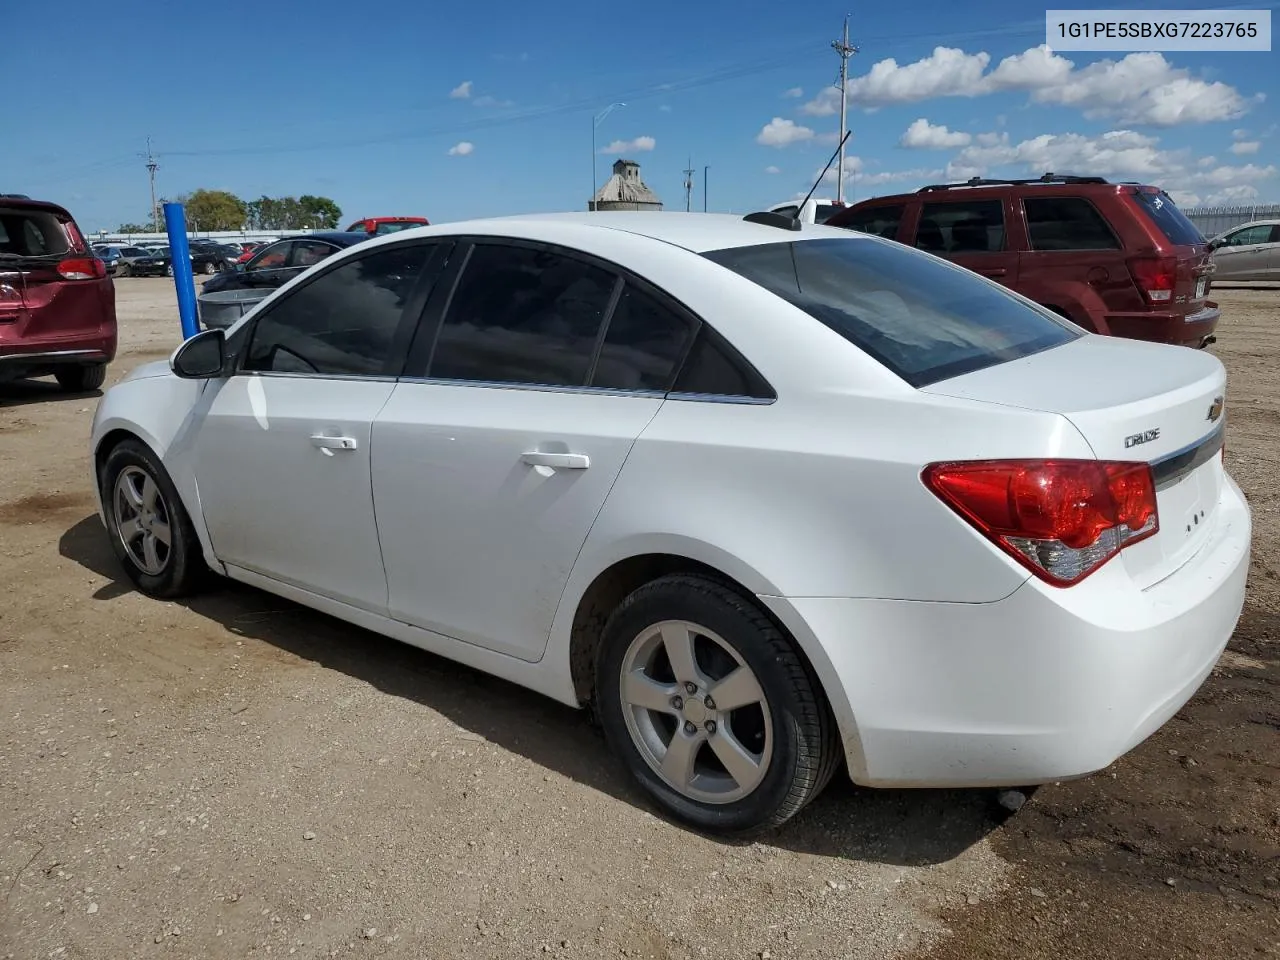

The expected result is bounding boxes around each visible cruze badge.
[1206,396,1224,422]
[1124,428,1161,448]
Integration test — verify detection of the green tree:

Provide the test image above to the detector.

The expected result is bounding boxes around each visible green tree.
[298,195,342,229]
[183,189,247,231]
[116,222,151,234]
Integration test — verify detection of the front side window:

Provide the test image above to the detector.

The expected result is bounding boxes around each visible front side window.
[1023,197,1120,251]
[243,244,434,377]
[428,243,617,387]
[1221,224,1273,246]
[704,236,1078,388]
[248,242,291,271]
[916,199,1005,253]
[836,203,905,240]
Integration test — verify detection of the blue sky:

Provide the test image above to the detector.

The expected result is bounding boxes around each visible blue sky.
[5,0,1276,231]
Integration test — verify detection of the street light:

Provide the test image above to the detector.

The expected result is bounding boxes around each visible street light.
[591,102,627,211]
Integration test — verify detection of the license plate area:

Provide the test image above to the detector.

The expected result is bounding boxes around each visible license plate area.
[1195,276,1207,299]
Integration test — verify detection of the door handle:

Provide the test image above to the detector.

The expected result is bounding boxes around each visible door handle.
[981,268,1008,277]
[311,434,358,455]
[521,451,590,470]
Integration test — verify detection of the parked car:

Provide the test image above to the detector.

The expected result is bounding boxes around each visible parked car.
[89,211,1249,833]
[1,195,116,390]
[199,232,368,303]
[767,198,845,224]
[1207,219,1280,281]
[236,241,270,264]
[122,248,172,278]
[344,216,430,236]
[825,174,1220,349]
[93,245,153,276]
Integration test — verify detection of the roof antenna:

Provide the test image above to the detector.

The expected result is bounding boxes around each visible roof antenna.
[799,130,851,217]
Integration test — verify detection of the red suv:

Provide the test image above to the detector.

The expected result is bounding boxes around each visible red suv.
[825,175,1219,349]
[344,216,430,236]
[1,196,116,391]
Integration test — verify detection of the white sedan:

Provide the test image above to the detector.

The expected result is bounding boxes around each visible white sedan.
[89,211,1251,833]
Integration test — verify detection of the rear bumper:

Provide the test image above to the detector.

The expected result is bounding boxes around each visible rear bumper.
[1106,302,1220,347]
[763,473,1251,788]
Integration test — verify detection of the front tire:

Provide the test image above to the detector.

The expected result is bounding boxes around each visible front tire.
[596,573,840,834]
[99,440,207,598]
[54,362,106,392]
[203,260,217,275]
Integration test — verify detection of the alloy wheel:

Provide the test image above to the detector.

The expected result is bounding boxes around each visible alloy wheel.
[112,465,173,576]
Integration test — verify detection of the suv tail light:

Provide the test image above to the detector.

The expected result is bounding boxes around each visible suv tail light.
[57,257,107,281]
[1128,256,1177,304]
[923,459,1159,586]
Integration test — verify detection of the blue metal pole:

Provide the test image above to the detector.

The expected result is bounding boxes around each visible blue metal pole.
[163,202,199,340]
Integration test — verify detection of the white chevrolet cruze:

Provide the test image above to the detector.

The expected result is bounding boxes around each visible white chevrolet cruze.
[89,212,1251,832]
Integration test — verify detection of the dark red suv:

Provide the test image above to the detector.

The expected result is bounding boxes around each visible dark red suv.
[825,175,1219,349]
[0,195,116,391]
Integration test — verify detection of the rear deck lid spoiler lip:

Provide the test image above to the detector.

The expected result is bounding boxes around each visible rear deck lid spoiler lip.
[1150,421,1224,491]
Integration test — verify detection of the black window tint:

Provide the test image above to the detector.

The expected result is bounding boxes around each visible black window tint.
[837,204,905,239]
[1132,190,1204,245]
[243,244,432,376]
[703,237,1078,388]
[672,325,774,399]
[1221,224,1273,246]
[430,243,616,387]
[590,283,694,391]
[917,200,1005,253]
[772,205,799,218]
[814,204,841,223]
[1023,197,1119,251]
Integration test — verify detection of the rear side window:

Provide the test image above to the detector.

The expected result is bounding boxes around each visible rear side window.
[835,204,905,239]
[703,236,1079,388]
[429,243,617,387]
[917,200,1005,253]
[1023,197,1120,251]
[1132,190,1204,246]
[590,283,694,392]
[672,324,775,400]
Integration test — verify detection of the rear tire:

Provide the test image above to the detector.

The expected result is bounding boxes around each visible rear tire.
[99,439,207,599]
[54,363,106,392]
[596,573,840,834]
[203,261,217,275]
[117,263,131,278]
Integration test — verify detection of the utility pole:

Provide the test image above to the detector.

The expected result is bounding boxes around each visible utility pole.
[144,137,160,231]
[591,102,626,211]
[703,166,709,212]
[683,157,695,212]
[831,16,858,204]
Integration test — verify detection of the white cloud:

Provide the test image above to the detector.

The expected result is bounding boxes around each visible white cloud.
[1232,128,1250,139]
[473,95,514,108]
[765,165,782,174]
[599,136,656,155]
[1206,184,1259,205]
[757,117,815,148]
[448,141,474,156]
[1231,140,1261,155]
[783,86,804,98]
[799,45,1256,127]
[900,118,972,149]
[449,81,472,100]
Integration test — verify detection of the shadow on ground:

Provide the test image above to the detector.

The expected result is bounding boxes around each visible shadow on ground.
[58,513,1003,868]
[0,378,101,409]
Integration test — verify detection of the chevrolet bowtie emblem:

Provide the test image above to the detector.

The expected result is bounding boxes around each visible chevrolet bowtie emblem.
[1207,396,1225,422]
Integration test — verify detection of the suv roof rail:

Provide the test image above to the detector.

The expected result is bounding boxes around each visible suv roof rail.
[917,173,1110,193]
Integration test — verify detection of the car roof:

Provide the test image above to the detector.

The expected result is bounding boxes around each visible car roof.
[0,196,75,218]
[291,231,369,245]
[394,211,867,254]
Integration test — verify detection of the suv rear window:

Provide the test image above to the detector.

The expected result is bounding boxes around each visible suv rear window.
[1132,190,1204,246]
[703,236,1079,388]
[0,208,73,258]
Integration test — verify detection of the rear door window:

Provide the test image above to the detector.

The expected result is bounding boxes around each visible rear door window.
[703,236,1079,388]
[835,204,906,239]
[1132,190,1204,246]
[1023,197,1120,251]
[916,200,1005,253]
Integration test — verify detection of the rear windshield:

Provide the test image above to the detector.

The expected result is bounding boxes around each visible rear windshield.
[1132,190,1204,246]
[373,221,422,234]
[0,208,74,258]
[814,204,841,223]
[703,236,1080,387]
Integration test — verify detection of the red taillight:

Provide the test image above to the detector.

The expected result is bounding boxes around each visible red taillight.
[922,459,1159,586]
[1128,256,1177,304]
[57,257,107,281]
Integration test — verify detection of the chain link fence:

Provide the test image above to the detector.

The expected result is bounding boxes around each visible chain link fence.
[1181,204,1280,239]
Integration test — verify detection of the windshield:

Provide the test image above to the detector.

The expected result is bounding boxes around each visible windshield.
[1132,190,1204,246]
[703,236,1080,387]
[373,221,423,234]
[814,204,841,222]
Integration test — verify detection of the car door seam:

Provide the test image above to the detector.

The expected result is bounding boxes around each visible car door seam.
[367,382,405,615]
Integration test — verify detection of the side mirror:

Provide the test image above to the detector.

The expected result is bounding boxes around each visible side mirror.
[171,328,227,379]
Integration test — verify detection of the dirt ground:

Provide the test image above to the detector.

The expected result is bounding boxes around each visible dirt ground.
[0,279,1275,960]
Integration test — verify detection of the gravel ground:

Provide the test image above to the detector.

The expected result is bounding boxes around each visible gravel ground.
[1,278,1275,960]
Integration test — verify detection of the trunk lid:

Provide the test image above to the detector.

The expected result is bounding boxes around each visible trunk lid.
[924,336,1227,589]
